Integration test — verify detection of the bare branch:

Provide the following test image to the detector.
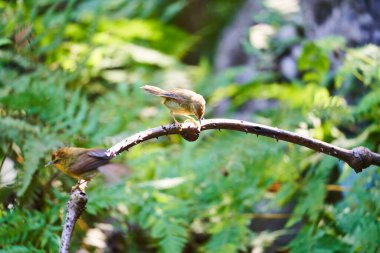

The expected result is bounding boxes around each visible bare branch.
[58,118,379,251]
[106,118,380,173]
[60,187,88,253]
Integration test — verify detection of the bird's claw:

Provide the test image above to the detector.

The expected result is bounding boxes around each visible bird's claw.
[172,121,183,131]
[71,179,88,193]
[184,119,201,131]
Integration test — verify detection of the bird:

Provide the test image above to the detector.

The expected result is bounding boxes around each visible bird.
[46,147,112,181]
[141,85,206,126]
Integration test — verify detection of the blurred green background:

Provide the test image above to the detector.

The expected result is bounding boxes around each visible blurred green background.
[0,0,379,252]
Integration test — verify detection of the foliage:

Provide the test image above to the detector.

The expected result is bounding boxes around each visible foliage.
[0,207,61,251]
[0,0,379,253]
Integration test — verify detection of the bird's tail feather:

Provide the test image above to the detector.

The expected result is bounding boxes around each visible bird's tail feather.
[141,85,166,96]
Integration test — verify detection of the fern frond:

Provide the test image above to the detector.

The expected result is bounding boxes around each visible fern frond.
[17,135,62,197]
[0,245,44,253]
[336,44,380,87]
[85,183,126,215]
[204,217,251,253]
[151,218,188,253]
[286,157,336,227]
[355,89,380,116]
[0,209,60,251]
[0,117,39,142]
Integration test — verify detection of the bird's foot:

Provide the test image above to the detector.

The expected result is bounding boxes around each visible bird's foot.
[72,179,88,193]
[172,121,183,131]
[184,118,201,131]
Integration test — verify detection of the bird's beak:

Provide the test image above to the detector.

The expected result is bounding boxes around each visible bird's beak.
[45,161,54,167]
[199,118,202,125]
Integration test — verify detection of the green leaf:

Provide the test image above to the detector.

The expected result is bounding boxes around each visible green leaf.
[0,38,12,47]
[0,245,44,253]
[151,218,188,253]
[17,135,61,197]
[204,218,251,253]
[298,41,331,86]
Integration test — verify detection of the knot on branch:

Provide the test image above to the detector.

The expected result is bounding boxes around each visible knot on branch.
[72,190,88,215]
[348,146,373,173]
[179,123,200,142]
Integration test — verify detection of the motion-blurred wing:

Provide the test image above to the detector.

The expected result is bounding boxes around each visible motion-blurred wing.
[87,149,111,159]
[70,150,111,175]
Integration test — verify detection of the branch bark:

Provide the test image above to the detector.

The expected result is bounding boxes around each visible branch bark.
[60,187,88,253]
[106,118,380,173]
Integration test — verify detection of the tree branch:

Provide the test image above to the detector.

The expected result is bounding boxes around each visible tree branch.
[59,118,378,251]
[106,118,380,173]
[60,187,88,253]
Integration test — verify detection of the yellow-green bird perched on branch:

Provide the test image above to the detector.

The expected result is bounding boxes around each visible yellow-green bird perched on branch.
[46,147,112,181]
[141,85,206,126]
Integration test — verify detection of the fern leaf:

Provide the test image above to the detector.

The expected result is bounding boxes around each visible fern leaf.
[85,183,126,215]
[0,117,39,141]
[355,89,380,116]
[0,245,44,253]
[0,209,60,251]
[151,218,188,253]
[204,217,251,253]
[286,157,336,227]
[17,135,62,197]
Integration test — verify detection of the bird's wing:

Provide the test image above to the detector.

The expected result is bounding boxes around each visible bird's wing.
[162,88,194,103]
[142,85,194,104]
[161,92,180,99]
[69,150,111,175]
[87,149,111,159]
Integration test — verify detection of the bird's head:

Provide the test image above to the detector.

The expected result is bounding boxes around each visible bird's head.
[194,95,206,123]
[46,147,82,169]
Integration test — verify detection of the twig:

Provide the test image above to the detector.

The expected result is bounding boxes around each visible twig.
[60,187,88,253]
[106,118,380,173]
